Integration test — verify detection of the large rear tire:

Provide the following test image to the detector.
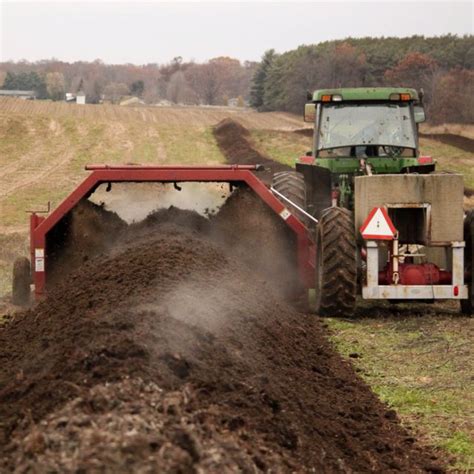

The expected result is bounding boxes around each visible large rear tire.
[313,207,357,316]
[461,210,473,315]
[272,171,307,224]
[12,257,31,306]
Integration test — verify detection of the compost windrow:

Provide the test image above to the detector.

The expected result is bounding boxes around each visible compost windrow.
[0,190,442,472]
[213,118,291,184]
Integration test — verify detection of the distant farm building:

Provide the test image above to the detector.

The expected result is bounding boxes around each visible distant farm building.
[0,90,36,100]
[76,91,86,105]
[65,91,86,105]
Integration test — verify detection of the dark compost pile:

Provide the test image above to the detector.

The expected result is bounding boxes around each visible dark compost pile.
[0,187,442,473]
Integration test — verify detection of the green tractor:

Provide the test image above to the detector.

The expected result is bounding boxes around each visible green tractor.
[272,87,473,316]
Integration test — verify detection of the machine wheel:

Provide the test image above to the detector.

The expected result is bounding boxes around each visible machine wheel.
[313,207,357,316]
[461,210,473,315]
[272,171,308,224]
[12,257,31,306]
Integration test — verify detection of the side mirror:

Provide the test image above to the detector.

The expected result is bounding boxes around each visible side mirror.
[304,103,316,123]
[414,105,426,123]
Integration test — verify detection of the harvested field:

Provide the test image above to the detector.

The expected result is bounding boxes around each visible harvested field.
[0,97,303,131]
[420,123,474,141]
[419,133,474,154]
[0,195,442,472]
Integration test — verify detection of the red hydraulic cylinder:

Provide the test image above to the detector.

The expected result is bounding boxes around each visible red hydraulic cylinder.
[379,262,452,285]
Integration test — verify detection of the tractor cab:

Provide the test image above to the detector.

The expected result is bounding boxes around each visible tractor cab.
[297,88,434,212]
[303,88,433,175]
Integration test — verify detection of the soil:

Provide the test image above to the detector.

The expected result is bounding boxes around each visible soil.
[293,128,313,138]
[211,188,301,300]
[46,200,127,285]
[0,191,443,473]
[213,118,291,184]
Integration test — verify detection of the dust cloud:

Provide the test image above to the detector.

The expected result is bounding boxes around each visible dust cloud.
[90,182,231,223]
[130,187,302,353]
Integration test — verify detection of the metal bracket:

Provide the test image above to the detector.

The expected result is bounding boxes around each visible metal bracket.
[363,239,468,299]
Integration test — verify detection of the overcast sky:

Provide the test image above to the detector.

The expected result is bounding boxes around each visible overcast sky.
[0,1,472,64]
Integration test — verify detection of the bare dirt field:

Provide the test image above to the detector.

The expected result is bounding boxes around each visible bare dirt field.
[0,98,473,470]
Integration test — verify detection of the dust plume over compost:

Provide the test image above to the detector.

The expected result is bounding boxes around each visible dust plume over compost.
[0,186,442,472]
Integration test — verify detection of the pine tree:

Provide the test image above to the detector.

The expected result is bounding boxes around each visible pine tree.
[3,72,16,90]
[2,71,47,98]
[263,56,287,111]
[130,80,144,97]
[250,49,276,109]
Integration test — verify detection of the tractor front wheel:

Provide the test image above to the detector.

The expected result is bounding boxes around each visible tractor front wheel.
[461,210,473,315]
[313,207,357,316]
[12,257,31,306]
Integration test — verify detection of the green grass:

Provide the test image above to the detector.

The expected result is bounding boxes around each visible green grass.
[2,186,71,228]
[250,129,311,166]
[158,126,224,164]
[420,138,474,189]
[326,304,474,470]
[0,232,29,297]
[441,431,473,460]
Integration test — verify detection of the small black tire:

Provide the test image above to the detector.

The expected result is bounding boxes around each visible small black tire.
[272,171,308,225]
[12,257,31,306]
[313,207,357,316]
[461,210,473,315]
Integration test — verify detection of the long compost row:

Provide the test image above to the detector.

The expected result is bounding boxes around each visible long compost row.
[0,187,442,473]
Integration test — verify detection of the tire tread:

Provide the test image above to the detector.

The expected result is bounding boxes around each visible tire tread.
[316,207,357,316]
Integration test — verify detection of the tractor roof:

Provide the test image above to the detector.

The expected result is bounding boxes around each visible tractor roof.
[312,87,419,102]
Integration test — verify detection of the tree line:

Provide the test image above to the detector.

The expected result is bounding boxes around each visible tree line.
[250,35,474,123]
[1,35,472,123]
[0,56,257,105]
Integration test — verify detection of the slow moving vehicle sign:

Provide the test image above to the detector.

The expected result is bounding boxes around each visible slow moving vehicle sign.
[360,207,397,240]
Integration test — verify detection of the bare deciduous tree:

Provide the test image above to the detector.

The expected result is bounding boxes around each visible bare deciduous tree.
[46,72,65,101]
[166,70,195,104]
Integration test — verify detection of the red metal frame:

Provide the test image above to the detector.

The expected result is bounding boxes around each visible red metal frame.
[30,164,315,298]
